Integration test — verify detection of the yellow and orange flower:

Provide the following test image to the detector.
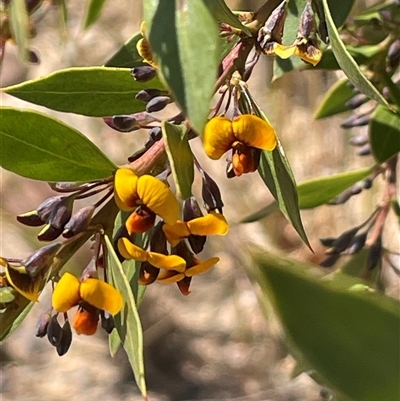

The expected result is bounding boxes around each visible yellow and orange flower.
[136,21,157,67]
[272,38,322,66]
[114,168,180,233]
[203,114,277,177]
[163,211,229,247]
[52,272,123,335]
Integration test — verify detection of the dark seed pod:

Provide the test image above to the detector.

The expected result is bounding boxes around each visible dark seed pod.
[320,253,341,268]
[135,89,165,103]
[56,320,73,356]
[131,66,157,82]
[23,242,62,278]
[345,93,369,110]
[319,237,336,247]
[341,114,370,129]
[100,311,115,334]
[188,235,207,255]
[111,115,140,132]
[149,126,162,142]
[330,227,359,254]
[47,315,63,346]
[146,96,170,113]
[367,236,382,271]
[35,309,52,338]
[348,232,368,255]
[201,171,224,213]
[62,205,95,238]
[318,20,329,44]
[37,224,64,242]
[357,144,372,156]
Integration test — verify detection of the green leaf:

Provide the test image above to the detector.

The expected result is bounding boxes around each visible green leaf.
[0,107,116,181]
[314,77,354,119]
[322,0,390,109]
[144,1,220,133]
[239,202,280,224]
[83,0,107,30]
[0,287,15,303]
[327,0,355,28]
[255,252,400,401]
[297,166,374,209]
[104,235,146,398]
[202,0,252,37]
[9,0,29,61]
[105,32,147,68]
[369,105,400,163]
[258,148,311,249]
[3,67,165,117]
[162,121,194,200]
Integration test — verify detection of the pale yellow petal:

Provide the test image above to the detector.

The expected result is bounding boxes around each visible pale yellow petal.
[117,237,148,261]
[232,115,277,151]
[203,116,236,159]
[274,43,296,59]
[80,278,124,315]
[185,257,219,277]
[137,175,180,225]
[187,212,229,236]
[52,272,81,312]
[162,221,190,246]
[147,252,186,273]
[114,168,139,211]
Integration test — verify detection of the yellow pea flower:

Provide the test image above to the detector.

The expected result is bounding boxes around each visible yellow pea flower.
[136,21,157,68]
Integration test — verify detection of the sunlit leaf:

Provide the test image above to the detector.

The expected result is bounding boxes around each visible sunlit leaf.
[104,235,146,398]
[369,105,400,163]
[83,0,107,30]
[0,107,116,181]
[144,1,220,133]
[162,121,194,200]
[3,67,164,117]
[297,166,374,209]
[256,252,400,401]
[322,0,390,108]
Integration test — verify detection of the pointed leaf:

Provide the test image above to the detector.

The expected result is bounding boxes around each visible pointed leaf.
[0,107,116,181]
[297,166,374,209]
[369,105,400,163]
[144,1,220,133]
[104,235,146,398]
[83,0,107,30]
[322,0,390,108]
[162,121,194,200]
[3,67,165,117]
[314,77,354,119]
[105,33,147,68]
[255,252,400,401]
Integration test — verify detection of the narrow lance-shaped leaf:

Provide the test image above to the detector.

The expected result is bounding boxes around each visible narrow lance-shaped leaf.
[369,105,400,163]
[162,121,194,200]
[255,252,400,401]
[0,107,116,181]
[3,67,165,117]
[83,0,107,30]
[104,235,147,398]
[322,0,390,108]
[144,1,220,133]
[297,166,374,209]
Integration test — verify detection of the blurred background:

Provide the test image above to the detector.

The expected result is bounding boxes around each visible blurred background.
[0,0,398,400]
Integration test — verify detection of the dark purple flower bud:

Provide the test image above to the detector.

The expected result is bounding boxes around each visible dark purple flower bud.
[16,210,45,227]
[318,20,329,44]
[37,224,64,242]
[62,205,95,238]
[100,311,115,334]
[345,93,369,109]
[131,66,157,82]
[135,89,165,103]
[319,237,336,247]
[146,96,170,113]
[367,236,382,271]
[56,320,73,356]
[149,126,162,142]
[349,133,369,147]
[341,114,370,129]
[23,242,62,278]
[387,40,400,70]
[298,2,317,39]
[348,232,368,255]
[127,147,147,163]
[330,227,359,254]
[357,144,372,156]
[28,49,40,64]
[320,253,341,268]
[35,309,52,338]
[47,315,63,346]
[48,196,74,230]
[17,196,63,226]
[350,182,363,195]
[328,189,353,205]
[362,178,373,189]
[37,196,64,221]
[201,171,224,213]
[108,115,140,132]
